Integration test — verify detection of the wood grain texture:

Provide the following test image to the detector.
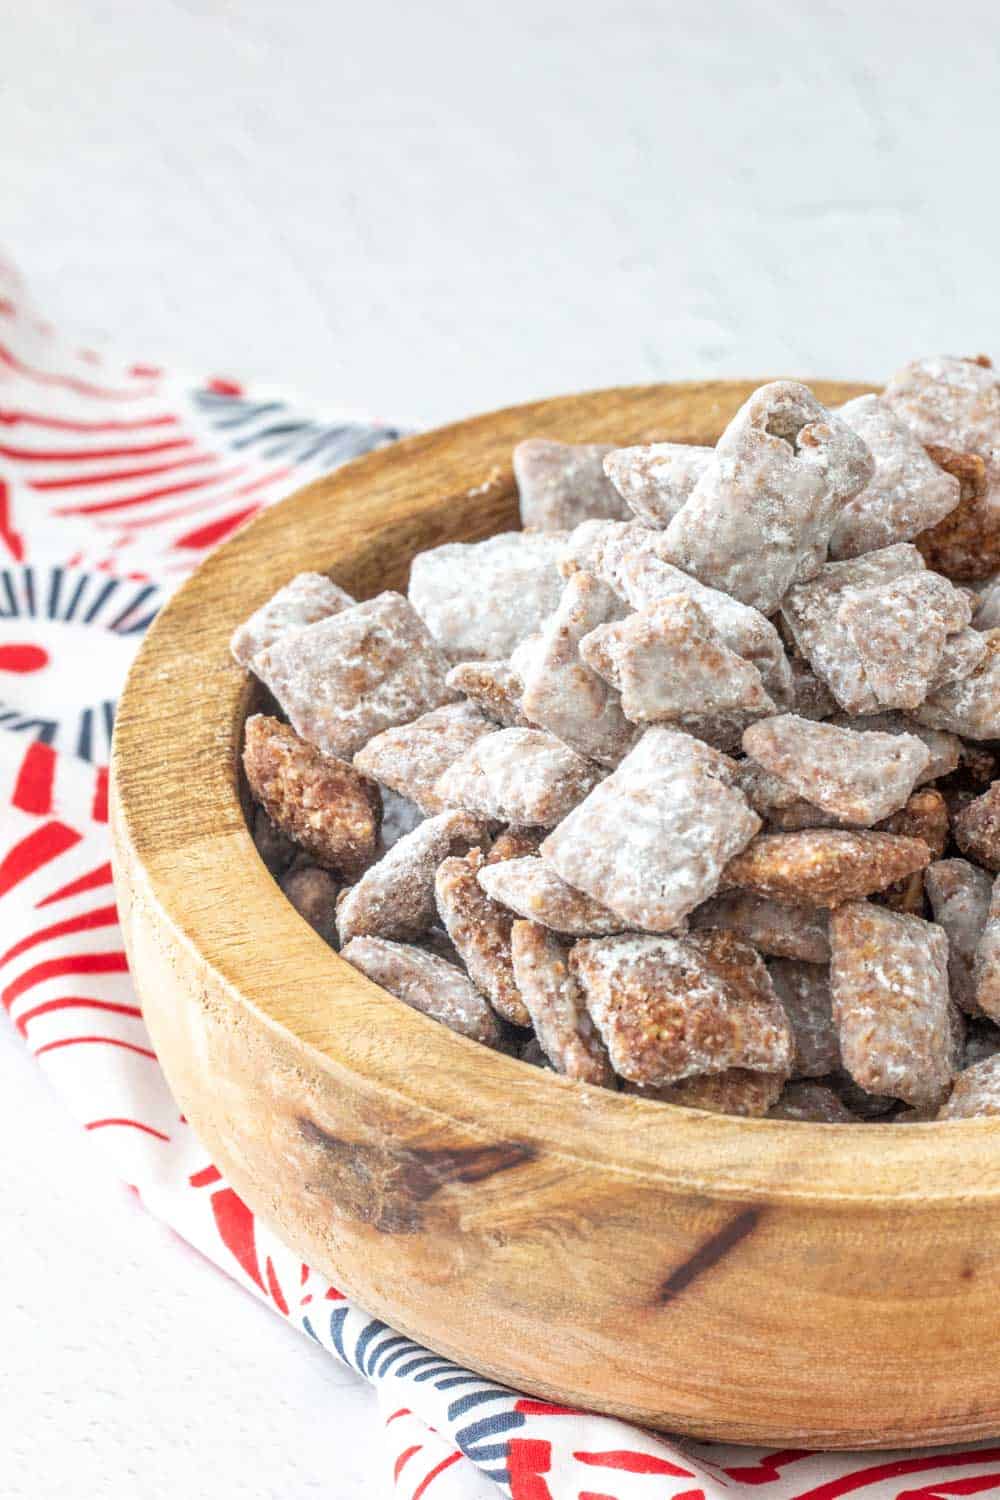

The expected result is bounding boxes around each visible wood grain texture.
[110,380,1000,1448]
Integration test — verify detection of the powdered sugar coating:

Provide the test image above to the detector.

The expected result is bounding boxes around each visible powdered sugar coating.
[939,1055,1000,1119]
[253,591,455,760]
[513,439,629,531]
[917,447,1000,582]
[434,851,529,1026]
[767,958,840,1077]
[486,827,546,863]
[336,810,488,946]
[925,858,993,1013]
[691,891,830,963]
[914,630,1000,740]
[541,727,760,932]
[930,628,988,691]
[603,442,715,529]
[478,856,627,936]
[722,830,931,908]
[242,714,381,880]
[742,714,930,827]
[354,700,495,815]
[445,660,531,727]
[830,902,954,1109]
[580,594,774,729]
[974,875,1000,1021]
[953,782,1000,872]
[434,727,601,827]
[630,1069,786,1118]
[230,571,355,666]
[828,396,961,560]
[518,571,635,766]
[509,921,615,1084]
[572,929,792,1086]
[828,712,961,783]
[661,382,874,614]
[341,936,503,1047]
[589,525,794,707]
[836,572,972,710]
[769,1081,857,1122]
[409,531,566,662]
[780,545,927,714]
[973,577,1000,631]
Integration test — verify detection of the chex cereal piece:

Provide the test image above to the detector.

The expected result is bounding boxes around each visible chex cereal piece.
[883,354,999,454]
[830,902,954,1109]
[243,714,381,880]
[603,442,715,528]
[341,936,503,1047]
[939,1056,1000,1119]
[918,447,999,582]
[478,856,627,936]
[722,829,931,908]
[974,876,1000,1021]
[925,859,993,1013]
[486,827,546,863]
[230,572,355,666]
[628,1069,786,1117]
[690,891,830,963]
[828,712,961,783]
[963,1016,1000,1068]
[278,862,340,947]
[509,921,615,1084]
[592,525,793,706]
[541,727,760,931]
[742,714,930,827]
[513,439,630,530]
[914,630,1000,740]
[828,396,961,560]
[835,571,972,710]
[434,727,601,827]
[354,700,494,815]
[445,660,531,727]
[767,958,840,1077]
[571,930,793,1086]
[435,852,529,1026]
[875,789,949,913]
[780,544,927,714]
[519,571,635,766]
[580,594,774,730]
[953,782,1000,871]
[336,810,488,946]
[409,531,565,661]
[253,591,455,760]
[557,519,635,579]
[251,805,298,877]
[660,381,874,614]
[769,1081,858,1122]
[929,627,987,692]
[789,658,837,721]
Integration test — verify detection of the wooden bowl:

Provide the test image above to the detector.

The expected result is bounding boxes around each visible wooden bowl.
[110,380,1000,1451]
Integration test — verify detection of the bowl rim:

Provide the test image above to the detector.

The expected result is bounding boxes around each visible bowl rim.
[110,377,1000,1211]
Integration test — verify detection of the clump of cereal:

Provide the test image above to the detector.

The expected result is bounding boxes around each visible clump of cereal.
[510,921,615,1084]
[478,856,627,936]
[836,572,974,711]
[830,901,954,1110]
[571,930,792,1087]
[354,701,494,815]
[513,439,630,530]
[336,811,488,946]
[938,1056,1000,1119]
[230,572,355,666]
[243,714,381,879]
[917,448,998,582]
[829,712,961,784]
[580,594,774,731]
[722,829,931,908]
[690,891,829,963]
[542,727,760,931]
[518,571,635,766]
[828,396,961,560]
[768,1081,858,1122]
[409,531,565,661]
[660,382,874,614]
[913,630,1000,740]
[341,936,503,1047]
[435,851,529,1026]
[603,442,714,529]
[973,875,1000,1021]
[953,782,1000,871]
[445,660,531,727]
[434,727,601,827]
[924,858,993,1013]
[875,789,949,913]
[629,1069,786,1117]
[742,714,930,827]
[485,827,547,863]
[278,862,341,947]
[767,959,840,1078]
[253,592,455,760]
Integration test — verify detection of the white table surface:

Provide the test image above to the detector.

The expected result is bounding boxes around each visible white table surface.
[3,2,999,1496]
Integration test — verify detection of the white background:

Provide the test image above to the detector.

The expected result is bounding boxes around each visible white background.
[3,1,1000,1496]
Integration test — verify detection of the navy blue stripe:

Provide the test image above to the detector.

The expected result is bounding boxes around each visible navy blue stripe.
[375,1341,422,1377]
[412,1361,461,1383]
[458,1443,510,1465]
[122,607,160,635]
[455,1411,524,1453]
[83,578,117,623]
[370,1335,412,1378]
[16,718,57,743]
[23,566,36,617]
[0,709,17,723]
[47,566,64,621]
[62,573,88,622]
[0,571,16,615]
[353,1319,388,1375]
[102,700,116,743]
[430,1374,486,1392]
[447,1388,514,1422]
[76,708,93,762]
[302,1316,320,1345]
[394,1355,452,1380]
[328,1306,350,1364]
[108,583,157,632]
